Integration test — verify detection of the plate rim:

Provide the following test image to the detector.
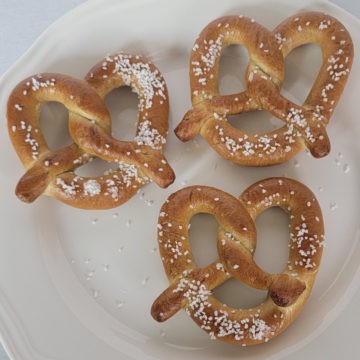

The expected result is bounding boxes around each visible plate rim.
[1,0,360,359]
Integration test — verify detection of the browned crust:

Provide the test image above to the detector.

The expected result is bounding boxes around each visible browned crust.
[175,12,353,165]
[151,178,324,345]
[7,53,175,209]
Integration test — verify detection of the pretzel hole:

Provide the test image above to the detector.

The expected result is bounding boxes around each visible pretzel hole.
[213,279,267,309]
[281,44,322,104]
[228,111,284,134]
[218,45,248,95]
[253,207,290,274]
[104,86,138,141]
[39,101,72,149]
[189,213,218,268]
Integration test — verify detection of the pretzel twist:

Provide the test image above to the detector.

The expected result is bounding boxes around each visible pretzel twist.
[7,53,175,209]
[151,178,324,345]
[175,12,353,165]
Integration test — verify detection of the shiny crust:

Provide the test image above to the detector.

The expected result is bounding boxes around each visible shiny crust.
[175,12,353,165]
[151,178,324,345]
[7,53,175,209]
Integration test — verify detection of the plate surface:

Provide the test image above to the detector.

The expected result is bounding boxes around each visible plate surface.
[0,0,360,359]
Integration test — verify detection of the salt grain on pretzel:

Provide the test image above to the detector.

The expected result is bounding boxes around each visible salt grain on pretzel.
[7,52,175,209]
[175,12,353,165]
[151,178,324,345]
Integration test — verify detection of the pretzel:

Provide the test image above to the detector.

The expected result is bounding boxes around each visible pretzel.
[7,52,175,209]
[175,12,353,166]
[151,178,324,345]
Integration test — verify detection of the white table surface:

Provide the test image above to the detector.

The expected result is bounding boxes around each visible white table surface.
[0,0,359,359]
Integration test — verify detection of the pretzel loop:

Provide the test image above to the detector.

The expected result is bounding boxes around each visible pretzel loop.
[70,53,174,188]
[7,53,175,209]
[175,12,353,165]
[151,178,324,345]
[7,74,107,203]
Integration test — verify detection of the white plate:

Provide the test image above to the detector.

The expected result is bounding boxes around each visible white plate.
[0,0,359,359]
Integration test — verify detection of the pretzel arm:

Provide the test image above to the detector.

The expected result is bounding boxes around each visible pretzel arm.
[69,113,174,188]
[152,263,230,322]
[218,221,306,307]
[247,71,330,157]
[16,145,88,202]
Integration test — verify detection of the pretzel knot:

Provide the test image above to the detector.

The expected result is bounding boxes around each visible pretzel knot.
[7,52,175,209]
[175,12,353,165]
[151,178,324,345]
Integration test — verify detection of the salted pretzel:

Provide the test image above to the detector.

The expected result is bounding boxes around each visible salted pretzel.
[175,12,354,165]
[7,52,175,209]
[151,178,324,345]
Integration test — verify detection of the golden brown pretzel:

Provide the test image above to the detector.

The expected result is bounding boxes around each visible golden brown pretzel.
[151,178,324,345]
[7,52,175,209]
[175,12,353,165]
